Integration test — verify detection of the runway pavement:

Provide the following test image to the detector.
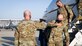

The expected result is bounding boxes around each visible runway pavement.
[0,29,40,46]
[0,29,15,46]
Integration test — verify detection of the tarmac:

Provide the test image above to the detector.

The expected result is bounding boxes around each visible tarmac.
[0,29,40,46]
[0,29,15,46]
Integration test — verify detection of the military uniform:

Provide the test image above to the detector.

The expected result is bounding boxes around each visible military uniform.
[58,5,74,22]
[78,0,82,16]
[58,5,73,43]
[14,20,46,46]
[76,0,82,21]
[58,5,74,44]
[47,20,69,46]
[47,5,72,46]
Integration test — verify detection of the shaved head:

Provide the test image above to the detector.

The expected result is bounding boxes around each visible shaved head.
[23,10,31,20]
[58,14,64,21]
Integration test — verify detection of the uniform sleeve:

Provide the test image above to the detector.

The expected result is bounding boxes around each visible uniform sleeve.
[63,25,70,46]
[35,21,46,29]
[66,5,74,21]
[47,22,54,27]
[47,22,57,28]
[14,29,19,46]
[14,22,21,46]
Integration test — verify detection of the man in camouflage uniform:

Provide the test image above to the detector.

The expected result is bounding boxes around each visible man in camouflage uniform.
[56,0,74,46]
[48,13,69,46]
[14,10,46,46]
[56,0,74,22]
[47,0,74,46]
[77,0,82,21]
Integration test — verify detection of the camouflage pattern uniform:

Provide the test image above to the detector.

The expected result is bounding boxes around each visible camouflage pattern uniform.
[77,0,82,21]
[78,0,82,16]
[14,20,46,46]
[47,20,69,46]
[58,5,73,46]
[47,5,73,46]
[58,5,74,22]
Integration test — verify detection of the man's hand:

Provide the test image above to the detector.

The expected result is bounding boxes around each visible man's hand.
[66,42,69,46]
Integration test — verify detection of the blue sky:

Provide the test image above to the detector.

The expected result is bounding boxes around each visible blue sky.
[0,0,51,20]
